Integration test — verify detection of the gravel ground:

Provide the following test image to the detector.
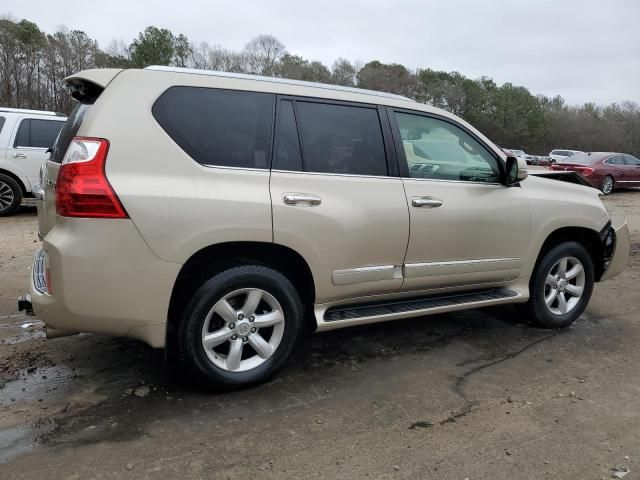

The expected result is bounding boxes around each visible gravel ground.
[0,189,639,480]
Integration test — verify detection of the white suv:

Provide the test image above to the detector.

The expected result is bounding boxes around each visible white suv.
[0,108,66,215]
[549,149,583,164]
[21,67,630,390]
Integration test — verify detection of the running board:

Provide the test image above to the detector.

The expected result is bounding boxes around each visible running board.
[318,288,521,330]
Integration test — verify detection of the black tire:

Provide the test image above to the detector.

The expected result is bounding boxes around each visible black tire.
[0,174,23,217]
[600,175,614,195]
[521,241,594,329]
[177,265,303,391]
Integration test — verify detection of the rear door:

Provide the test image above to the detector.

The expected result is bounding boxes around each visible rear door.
[270,97,409,304]
[7,117,63,191]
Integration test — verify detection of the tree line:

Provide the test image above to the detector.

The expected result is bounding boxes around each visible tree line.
[1,16,638,156]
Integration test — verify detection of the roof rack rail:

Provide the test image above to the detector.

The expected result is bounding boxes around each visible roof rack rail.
[0,107,63,116]
[144,65,414,102]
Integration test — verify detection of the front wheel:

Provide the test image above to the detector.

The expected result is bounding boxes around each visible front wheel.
[600,175,614,195]
[177,265,303,391]
[522,241,594,329]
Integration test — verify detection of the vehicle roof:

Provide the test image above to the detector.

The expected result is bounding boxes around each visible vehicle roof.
[64,67,506,160]
[144,65,414,102]
[0,107,66,117]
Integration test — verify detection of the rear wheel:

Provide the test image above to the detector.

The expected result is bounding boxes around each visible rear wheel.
[600,175,614,195]
[0,174,22,217]
[521,241,594,328]
[177,265,303,391]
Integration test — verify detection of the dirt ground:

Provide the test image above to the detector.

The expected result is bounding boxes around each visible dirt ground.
[1,188,639,480]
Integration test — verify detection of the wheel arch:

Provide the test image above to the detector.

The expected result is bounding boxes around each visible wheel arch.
[0,168,28,195]
[535,226,605,281]
[166,241,316,351]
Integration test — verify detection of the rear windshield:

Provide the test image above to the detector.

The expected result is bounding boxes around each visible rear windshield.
[551,150,571,156]
[50,103,91,163]
[559,153,601,164]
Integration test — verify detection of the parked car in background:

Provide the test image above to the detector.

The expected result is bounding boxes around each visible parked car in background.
[550,152,640,194]
[0,108,66,215]
[526,154,540,165]
[21,66,629,390]
[548,149,583,164]
[506,149,528,164]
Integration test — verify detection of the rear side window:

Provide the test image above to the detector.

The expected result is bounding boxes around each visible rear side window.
[51,103,91,163]
[31,119,63,148]
[295,101,387,176]
[153,87,274,169]
[13,119,63,149]
[14,120,30,147]
[273,100,302,171]
[0,116,5,134]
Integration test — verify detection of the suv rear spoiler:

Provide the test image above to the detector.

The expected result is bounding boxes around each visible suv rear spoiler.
[64,68,123,103]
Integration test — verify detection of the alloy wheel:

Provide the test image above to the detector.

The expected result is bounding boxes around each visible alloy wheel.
[544,256,586,315]
[601,176,613,194]
[0,180,15,212]
[201,288,285,372]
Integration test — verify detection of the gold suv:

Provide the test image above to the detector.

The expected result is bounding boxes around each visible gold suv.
[22,66,630,390]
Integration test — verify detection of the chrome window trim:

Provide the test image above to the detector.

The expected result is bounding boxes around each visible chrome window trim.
[271,169,399,180]
[202,164,270,173]
[400,176,503,187]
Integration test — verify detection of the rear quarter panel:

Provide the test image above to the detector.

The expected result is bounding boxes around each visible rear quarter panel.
[75,69,273,264]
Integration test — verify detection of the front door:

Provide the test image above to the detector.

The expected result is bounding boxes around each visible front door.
[388,108,531,292]
[270,98,409,304]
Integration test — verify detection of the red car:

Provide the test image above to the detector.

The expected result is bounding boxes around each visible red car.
[549,152,640,194]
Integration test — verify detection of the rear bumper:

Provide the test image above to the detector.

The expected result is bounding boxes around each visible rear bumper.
[599,216,630,282]
[28,218,181,348]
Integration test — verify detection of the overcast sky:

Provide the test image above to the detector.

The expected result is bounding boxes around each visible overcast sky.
[4,0,639,105]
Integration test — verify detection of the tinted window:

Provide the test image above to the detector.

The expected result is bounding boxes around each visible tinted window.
[13,119,63,148]
[0,116,5,134]
[394,112,501,183]
[624,154,640,166]
[30,119,63,148]
[608,155,625,165]
[14,120,30,147]
[273,100,302,171]
[295,102,387,176]
[153,87,274,169]
[51,103,91,163]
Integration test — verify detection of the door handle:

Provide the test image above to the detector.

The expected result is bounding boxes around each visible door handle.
[14,153,27,159]
[283,193,322,206]
[412,196,443,208]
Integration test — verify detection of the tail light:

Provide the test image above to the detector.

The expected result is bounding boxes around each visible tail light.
[576,167,594,176]
[56,137,128,218]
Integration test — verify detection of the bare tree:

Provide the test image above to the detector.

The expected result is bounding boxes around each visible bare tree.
[243,34,285,76]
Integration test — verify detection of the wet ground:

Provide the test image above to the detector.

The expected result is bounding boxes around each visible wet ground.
[1,190,639,479]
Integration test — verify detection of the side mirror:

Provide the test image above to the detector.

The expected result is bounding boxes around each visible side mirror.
[505,156,528,185]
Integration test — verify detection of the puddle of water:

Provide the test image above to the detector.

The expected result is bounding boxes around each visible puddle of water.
[0,422,57,464]
[0,319,45,345]
[0,365,76,407]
